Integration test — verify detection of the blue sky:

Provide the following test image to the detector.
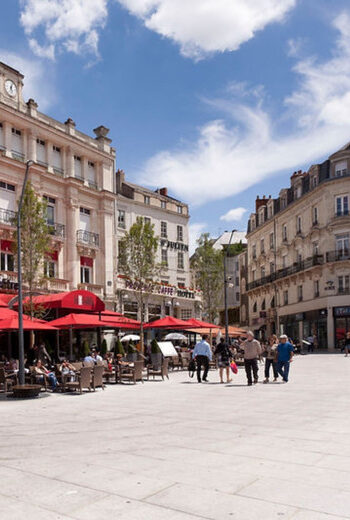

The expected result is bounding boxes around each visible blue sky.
[2,0,350,251]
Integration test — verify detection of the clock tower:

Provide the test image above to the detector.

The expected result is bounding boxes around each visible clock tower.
[0,62,25,111]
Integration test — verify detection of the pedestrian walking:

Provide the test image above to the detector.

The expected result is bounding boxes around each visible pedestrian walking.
[277,334,294,382]
[241,331,261,386]
[263,335,279,383]
[344,331,350,357]
[215,337,232,383]
[192,334,212,383]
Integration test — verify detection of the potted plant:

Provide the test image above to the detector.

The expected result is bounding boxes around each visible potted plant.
[151,339,162,368]
[101,339,107,357]
[114,338,125,357]
[127,342,138,362]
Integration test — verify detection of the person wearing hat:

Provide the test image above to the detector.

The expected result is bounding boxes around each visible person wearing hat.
[277,334,294,382]
[241,331,261,386]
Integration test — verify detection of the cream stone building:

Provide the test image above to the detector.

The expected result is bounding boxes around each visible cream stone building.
[0,62,116,304]
[246,146,350,350]
[115,170,202,321]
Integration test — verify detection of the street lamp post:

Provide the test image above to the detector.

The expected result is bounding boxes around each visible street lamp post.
[17,160,33,385]
[224,230,236,345]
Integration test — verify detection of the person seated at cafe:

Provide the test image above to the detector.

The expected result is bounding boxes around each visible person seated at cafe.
[59,360,76,381]
[93,349,103,363]
[105,353,114,372]
[84,352,95,364]
[115,353,132,369]
[8,358,18,371]
[34,360,58,390]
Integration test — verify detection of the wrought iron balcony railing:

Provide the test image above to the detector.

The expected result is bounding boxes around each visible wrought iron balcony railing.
[76,229,99,247]
[0,208,17,226]
[47,222,65,239]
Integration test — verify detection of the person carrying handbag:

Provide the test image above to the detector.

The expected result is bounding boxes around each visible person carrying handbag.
[263,335,279,383]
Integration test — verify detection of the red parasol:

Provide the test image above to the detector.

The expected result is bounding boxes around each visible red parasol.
[49,313,139,330]
[185,318,218,329]
[0,317,57,331]
[143,316,190,329]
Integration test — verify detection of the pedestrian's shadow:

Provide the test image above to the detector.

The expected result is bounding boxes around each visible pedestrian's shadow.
[225,384,253,387]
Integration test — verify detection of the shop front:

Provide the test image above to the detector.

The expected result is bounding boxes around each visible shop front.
[334,306,350,349]
[279,309,328,347]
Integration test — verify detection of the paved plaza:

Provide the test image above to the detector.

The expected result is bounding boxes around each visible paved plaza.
[1,354,350,519]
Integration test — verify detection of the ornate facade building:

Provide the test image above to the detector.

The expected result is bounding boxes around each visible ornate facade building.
[246,145,350,350]
[0,62,116,304]
[115,170,202,321]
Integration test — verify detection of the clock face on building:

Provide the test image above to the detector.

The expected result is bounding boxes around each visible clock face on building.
[5,79,17,97]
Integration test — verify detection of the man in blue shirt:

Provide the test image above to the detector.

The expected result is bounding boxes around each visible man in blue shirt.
[277,335,294,382]
[192,334,212,383]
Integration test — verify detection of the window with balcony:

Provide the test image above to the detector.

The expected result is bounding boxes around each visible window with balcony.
[161,248,168,266]
[253,301,257,313]
[177,225,183,242]
[314,280,320,297]
[161,221,167,238]
[0,123,3,150]
[252,244,256,259]
[313,242,319,256]
[338,275,350,294]
[282,255,287,268]
[161,200,167,209]
[283,290,288,305]
[74,155,82,179]
[44,260,57,279]
[52,145,63,175]
[177,205,183,214]
[1,251,14,272]
[87,161,97,189]
[252,270,256,281]
[271,296,275,308]
[336,233,349,257]
[36,138,46,165]
[282,224,287,242]
[118,210,126,229]
[43,196,55,225]
[297,285,303,301]
[335,195,349,217]
[144,195,150,205]
[0,182,16,225]
[260,238,265,254]
[80,256,93,284]
[297,252,302,265]
[261,298,266,310]
[269,233,274,250]
[335,161,347,177]
[261,266,265,278]
[296,215,302,234]
[11,127,23,161]
[270,261,275,274]
[178,251,184,270]
[312,206,318,225]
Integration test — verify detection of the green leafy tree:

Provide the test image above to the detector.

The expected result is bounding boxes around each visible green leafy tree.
[13,182,51,319]
[118,216,162,351]
[191,233,224,323]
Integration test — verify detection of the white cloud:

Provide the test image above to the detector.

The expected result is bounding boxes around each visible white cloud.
[139,12,350,205]
[0,49,56,110]
[189,222,206,255]
[118,0,296,60]
[19,0,108,59]
[220,207,247,222]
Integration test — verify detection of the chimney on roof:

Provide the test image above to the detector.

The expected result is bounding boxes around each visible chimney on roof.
[159,187,168,197]
[255,195,267,212]
[116,169,125,193]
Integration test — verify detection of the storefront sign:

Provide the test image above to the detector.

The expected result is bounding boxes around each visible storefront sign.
[295,313,305,321]
[160,239,189,252]
[324,280,335,291]
[334,306,350,317]
[123,278,197,299]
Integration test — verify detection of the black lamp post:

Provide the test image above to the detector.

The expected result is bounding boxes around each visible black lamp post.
[17,160,33,385]
[224,230,236,345]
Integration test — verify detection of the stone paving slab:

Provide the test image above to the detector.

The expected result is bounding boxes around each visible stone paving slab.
[1,354,350,519]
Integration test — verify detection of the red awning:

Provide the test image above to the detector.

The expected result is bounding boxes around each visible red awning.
[19,290,105,312]
[49,313,139,330]
[144,316,190,329]
[0,294,13,308]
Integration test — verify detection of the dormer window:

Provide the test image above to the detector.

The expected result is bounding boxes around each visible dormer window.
[335,161,347,177]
